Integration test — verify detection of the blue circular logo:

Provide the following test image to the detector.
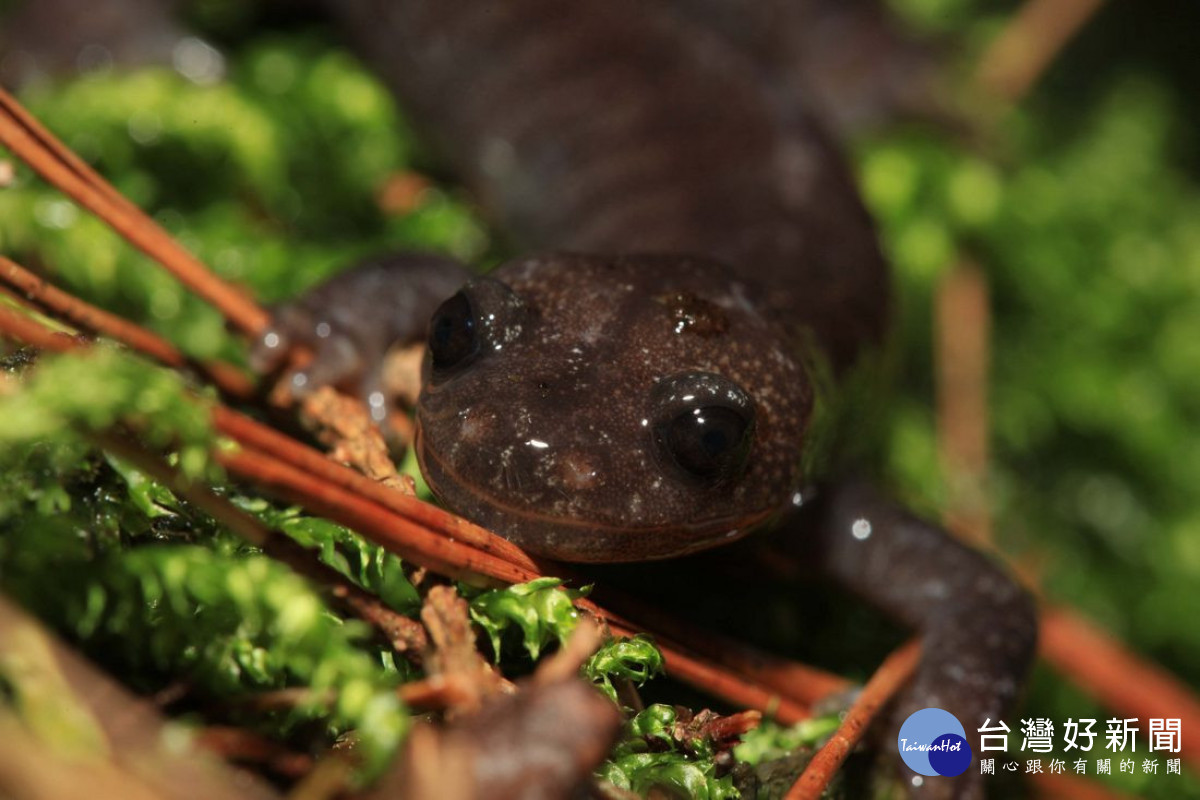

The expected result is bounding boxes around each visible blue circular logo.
[897,708,972,777]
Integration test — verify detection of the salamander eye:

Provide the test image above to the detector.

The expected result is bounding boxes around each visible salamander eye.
[425,278,527,383]
[650,372,755,484]
[429,291,479,372]
[657,405,752,481]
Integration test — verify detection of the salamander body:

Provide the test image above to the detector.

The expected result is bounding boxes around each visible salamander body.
[260,3,1037,797]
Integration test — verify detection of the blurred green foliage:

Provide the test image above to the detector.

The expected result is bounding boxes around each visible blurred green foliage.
[0,38,487,362]
[0,401,411,774]
[2,0,1200,797]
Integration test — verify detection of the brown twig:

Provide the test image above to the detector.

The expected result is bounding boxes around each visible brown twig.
[699,709,763,743]
[591,582,850,705]
[0,249,538,572]
[399,675,478,711]
[221,444,818,720]
[215,447,817,720]
[601,621,812,725]
[195,727,314,780]
[297,386,412,491]
[11,256,1200,758]
[936,260,992,547]
[0,256,253,398]
[217,403,841,706]
[937,0,1107,548]
[976,0,1106,104]
[286,755,355,800]
[0,87,269,335]
[221,446,537,585]
[213,407,544,572]
[1040,605,1200,773]
[0,301,87,352]
[3,13,1186,797]
[12,304,1200,740]
[421,584,509,715]
[0,302,833,718]
[93,432,428,659]
[784,641,922,800]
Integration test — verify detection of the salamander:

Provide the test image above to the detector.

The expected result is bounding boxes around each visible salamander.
[252,2,1038,797]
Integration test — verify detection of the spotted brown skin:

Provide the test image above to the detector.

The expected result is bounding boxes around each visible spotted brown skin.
[327,0,891,368]
[417,253,811,562]
[268,1,1036,796]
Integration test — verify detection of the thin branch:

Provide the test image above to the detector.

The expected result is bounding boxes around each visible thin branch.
[0,256,253,398]
[0,301,86,352]
[0,87,269,335]
[937,0,1108,548]
[399,676,477,710]
[601,628,811,726]
[0,83,130,208]
[1040,605,1200,773]
[0,307,831,717]
[936,260,992,547]
[215,407,556,572]
[784,641,922,800]
[196,727,313,780]
[591,582,850,704]
[12,294,1200,752]
[218,446,817,719]
[13,306,1200,738]
[93,432,428,658]
[976,0,1106,104]
[218,446,820,718]
[221,446,537,585]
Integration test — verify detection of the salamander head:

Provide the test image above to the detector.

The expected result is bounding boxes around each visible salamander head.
[416,252,815,562]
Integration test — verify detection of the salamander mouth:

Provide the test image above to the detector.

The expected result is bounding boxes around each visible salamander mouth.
[415,422,770,563]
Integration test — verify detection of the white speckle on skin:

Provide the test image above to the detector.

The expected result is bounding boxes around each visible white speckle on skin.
[368,391,387,422]
[481,137,517,180]
[925,582,949,600]
[526,439,549,449]
[851,518,872,540]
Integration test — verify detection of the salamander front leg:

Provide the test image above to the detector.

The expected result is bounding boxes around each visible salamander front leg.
[783,479,1038,799]
[250,252,472,421]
